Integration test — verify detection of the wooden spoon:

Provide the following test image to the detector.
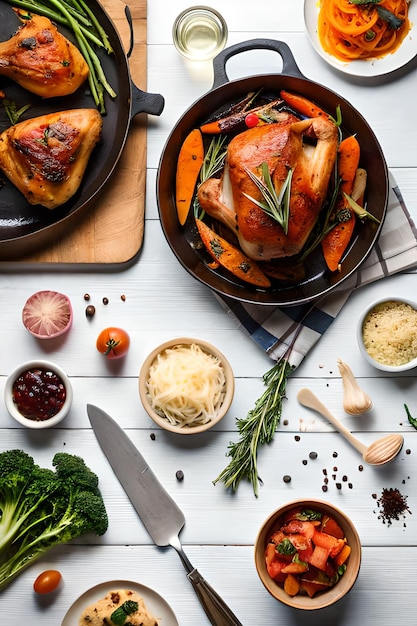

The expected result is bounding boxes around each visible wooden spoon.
[297,388,403,466]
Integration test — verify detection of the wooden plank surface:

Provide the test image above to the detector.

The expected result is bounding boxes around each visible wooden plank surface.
[15,0,147,265]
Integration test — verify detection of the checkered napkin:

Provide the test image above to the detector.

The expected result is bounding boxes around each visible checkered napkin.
[216,172,417,368]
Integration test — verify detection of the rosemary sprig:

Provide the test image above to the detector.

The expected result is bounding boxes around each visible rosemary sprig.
[194,136,227,219]
[1,99,31,125]
[244,163,293,234]
[213,357,294,497]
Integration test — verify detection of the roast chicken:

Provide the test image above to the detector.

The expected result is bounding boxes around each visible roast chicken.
[198,115,339,260]
[0,10,89,97]
[0,108,102,209]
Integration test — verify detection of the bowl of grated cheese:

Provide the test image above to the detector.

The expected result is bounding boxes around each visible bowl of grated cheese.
[138,338,235,434]
[357,297,417,372]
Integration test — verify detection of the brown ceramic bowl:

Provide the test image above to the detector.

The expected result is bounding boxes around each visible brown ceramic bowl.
[139,337,234,434]
[254,499,361,610]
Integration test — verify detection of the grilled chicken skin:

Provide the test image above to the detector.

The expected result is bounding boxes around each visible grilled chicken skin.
[0,109,102,209]
[0,10,89,97]
[198,116,338,261]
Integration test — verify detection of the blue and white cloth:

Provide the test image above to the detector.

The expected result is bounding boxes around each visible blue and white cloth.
[217,172,417,368]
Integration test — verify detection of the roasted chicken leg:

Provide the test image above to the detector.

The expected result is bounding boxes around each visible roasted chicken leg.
[0,10,89,97]
[198,116,338,260]
[0,109,102,209]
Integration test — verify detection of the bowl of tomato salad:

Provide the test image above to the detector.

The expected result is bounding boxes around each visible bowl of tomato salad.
[254,499,361,609]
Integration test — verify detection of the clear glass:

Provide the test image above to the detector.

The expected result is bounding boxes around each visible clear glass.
[173,6,228,61]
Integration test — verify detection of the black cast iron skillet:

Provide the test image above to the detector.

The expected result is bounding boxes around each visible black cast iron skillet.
[157,39,388,307]
[0,1,164,259]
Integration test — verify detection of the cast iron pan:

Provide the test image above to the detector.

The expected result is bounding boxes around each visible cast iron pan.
[0,1,164,259]
[157,39,388,307]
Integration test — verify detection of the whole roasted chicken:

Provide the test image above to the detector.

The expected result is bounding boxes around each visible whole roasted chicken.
[0,10,89,97]
[198,115,339,261]
[0,108,102,209]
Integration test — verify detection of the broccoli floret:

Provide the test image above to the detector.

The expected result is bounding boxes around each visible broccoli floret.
[0,450,108,592]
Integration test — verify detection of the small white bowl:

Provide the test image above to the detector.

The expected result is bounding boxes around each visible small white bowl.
[357,297,417,372]
[139,337,234,434]
[4,360,73,428]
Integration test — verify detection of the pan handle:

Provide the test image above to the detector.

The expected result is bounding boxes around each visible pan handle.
[212,39,305,89]
[130,82,165,119]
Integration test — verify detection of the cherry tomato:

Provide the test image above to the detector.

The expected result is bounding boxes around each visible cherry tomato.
[33,569,62,594]
[96,327,130,359]
[245,113,259,128]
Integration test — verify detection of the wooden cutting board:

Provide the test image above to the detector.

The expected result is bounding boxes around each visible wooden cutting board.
[13,0,148,265]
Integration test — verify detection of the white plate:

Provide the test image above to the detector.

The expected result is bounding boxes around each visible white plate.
[304,0,417,77]
[61,580,179,626]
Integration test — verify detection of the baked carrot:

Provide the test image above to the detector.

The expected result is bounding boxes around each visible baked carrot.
[199,120,222,134]
[321,135,361,272]
[175,129,204,226]
[280,90,328,119]
[195,219,271,288]
[284,574,301,597]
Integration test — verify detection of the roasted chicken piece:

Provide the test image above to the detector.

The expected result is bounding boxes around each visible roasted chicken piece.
[0,108,102,209]
[198,116,339,260]
[0,10,89,97]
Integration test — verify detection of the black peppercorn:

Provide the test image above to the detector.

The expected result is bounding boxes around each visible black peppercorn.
[85,305,96,318]
[176,470,184,482]
[102,297,109,305]
[283,475,291,483]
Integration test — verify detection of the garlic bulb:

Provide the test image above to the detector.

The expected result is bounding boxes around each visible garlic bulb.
[337,358,373,415]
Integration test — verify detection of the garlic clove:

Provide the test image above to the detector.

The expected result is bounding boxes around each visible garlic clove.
[337,358,373,415]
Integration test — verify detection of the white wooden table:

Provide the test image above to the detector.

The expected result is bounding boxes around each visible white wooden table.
[1,0,417,623]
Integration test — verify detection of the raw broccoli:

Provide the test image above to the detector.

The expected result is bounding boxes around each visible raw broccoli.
[0,449,108,591]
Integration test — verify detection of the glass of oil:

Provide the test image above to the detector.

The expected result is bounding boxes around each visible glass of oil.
[172,6,228,61]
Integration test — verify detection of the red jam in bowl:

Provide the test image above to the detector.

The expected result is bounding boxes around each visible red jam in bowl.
[12,368,66,421]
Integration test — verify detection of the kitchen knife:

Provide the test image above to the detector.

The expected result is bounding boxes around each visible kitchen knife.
[86,404,243,626]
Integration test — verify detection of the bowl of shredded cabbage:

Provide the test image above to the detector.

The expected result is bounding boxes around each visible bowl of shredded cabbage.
[138,338,234,434]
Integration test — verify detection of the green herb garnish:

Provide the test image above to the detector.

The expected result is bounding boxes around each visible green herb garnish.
[343,192,381,223]
[110,600,139,625]
[213,357,294,497]
[276,538,297,556]
[1,99,31,125]
[244,162,293,234]
[404,404,417,430]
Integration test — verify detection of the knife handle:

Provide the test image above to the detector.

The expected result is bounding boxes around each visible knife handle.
[187,568,243,626]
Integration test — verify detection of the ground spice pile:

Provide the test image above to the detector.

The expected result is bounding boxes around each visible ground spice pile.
[374,487,411,525]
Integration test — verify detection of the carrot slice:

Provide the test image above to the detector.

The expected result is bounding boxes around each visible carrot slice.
[280,90,328,119]
[321,135,361,272]
[195,219,271,288]
[284,573,301,597]
[175,129,204,226]
[200,120,222,134]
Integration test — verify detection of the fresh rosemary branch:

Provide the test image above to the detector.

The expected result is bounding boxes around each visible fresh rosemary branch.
[1,99,31,125]
[194,136,227,219]
[213,357,294,497]
[244,163,292,234]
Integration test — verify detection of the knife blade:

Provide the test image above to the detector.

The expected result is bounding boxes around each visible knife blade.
[87,404,243,626]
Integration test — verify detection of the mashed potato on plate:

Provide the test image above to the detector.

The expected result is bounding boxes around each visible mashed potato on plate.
[78,588,158,625]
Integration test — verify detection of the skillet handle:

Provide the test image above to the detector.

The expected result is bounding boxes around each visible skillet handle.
[212,39,305,89]
[130,82,165,119]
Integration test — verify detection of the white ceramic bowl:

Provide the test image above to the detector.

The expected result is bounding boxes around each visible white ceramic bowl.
[357,297,417,372]
[139,337,234,434]
[254,499,361,610]
[4,360,73,428]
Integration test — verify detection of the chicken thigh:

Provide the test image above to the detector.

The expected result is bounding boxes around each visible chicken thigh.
[198,116,338,260]
[0,108,102,209]
[0,10,89,97]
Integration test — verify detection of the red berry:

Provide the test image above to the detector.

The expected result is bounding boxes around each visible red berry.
[245,113,259,128]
